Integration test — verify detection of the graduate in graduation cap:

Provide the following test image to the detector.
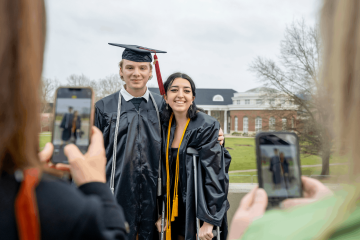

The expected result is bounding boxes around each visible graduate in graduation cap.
[95,44,224,240]
[95,44,166,240]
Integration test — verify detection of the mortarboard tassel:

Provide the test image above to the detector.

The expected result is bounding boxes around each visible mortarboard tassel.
[153,54,165,95]
[171,196,178,221]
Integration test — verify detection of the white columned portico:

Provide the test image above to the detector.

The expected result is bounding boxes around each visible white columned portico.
[223,110,227,134]
[207,109,211,117]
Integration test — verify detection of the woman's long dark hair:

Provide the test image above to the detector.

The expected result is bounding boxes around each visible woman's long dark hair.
[161,72,203,123]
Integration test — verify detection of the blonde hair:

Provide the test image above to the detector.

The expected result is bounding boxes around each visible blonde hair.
[118,60,153,69]
[321,0,360,179]
[314,0,360,238]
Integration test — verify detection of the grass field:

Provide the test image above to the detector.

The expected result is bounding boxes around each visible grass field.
[39,132,51,150]
[225,138,348,172]
[225,138,348,183]
[229,165,349,183]
[39,134,348,183]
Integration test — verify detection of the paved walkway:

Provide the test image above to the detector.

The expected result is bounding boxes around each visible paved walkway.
[229,182,341,193]
[229,162,348,174]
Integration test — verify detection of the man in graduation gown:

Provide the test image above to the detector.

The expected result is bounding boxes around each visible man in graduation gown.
[269,148,282,187]
[60,106,74,145]
[95,44,165,240]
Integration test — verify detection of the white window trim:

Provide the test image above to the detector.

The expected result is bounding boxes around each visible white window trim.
[213,95,224,101]
[235,116,238,132]
[255,117,262,133]
[243,117,248,133]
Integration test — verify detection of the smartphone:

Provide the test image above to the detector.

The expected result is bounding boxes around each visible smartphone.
[51,87,94,164]
[256,132,302,209]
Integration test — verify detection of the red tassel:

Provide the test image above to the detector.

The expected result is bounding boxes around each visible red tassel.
[153,54,165,95]
[15,168,41,240]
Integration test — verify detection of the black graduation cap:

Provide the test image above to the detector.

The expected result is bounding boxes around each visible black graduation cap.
[108,43,167,95]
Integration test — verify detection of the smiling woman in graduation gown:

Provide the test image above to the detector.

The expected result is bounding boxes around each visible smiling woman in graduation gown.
[158,73,231,240]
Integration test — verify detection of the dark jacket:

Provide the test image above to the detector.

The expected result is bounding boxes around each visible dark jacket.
[60,113,74,141]
[95,91,164,240]
[161,112,231,240]
[269,156,282,184]
[0,172,128,240]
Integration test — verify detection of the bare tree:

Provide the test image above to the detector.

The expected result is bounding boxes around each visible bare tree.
[66,74,92,86]
[250,19,332,175]
[66,74,102,100]
[40,77,59,131]
[97,74,122,100]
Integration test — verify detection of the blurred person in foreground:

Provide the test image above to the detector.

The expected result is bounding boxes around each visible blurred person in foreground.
[229,0,360,239]
[0,0,127,239]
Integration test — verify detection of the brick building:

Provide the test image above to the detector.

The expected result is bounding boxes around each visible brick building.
[147,87,297,135]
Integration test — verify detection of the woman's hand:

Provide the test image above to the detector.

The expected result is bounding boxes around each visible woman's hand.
[228,187,267,240]
[63,126,107,186]
[39,142,70,178]
[155,216,167,232]
[198,222,214,240]
[38,142,54,166]
[218,128,224,146]
[281,176,332,209]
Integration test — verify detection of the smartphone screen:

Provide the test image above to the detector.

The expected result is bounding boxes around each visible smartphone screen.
[257,133,302,199]
[51,87,93,164]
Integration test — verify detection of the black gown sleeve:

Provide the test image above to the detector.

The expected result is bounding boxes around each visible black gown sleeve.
[95,105,105,132]
[189,121,231,227]
[73,182,128,240]
[60,114,66,128]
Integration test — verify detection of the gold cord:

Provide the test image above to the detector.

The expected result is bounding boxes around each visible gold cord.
[165,113,190,238]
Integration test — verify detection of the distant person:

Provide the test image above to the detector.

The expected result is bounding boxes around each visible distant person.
[269,148,282,188]
[0,0,127,239]
[71,110,81,143]
[60,106,74,145]
[279,152,290,188]
[229,0,360,239]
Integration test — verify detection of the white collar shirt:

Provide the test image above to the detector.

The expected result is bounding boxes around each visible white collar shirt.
[120,86,149,102]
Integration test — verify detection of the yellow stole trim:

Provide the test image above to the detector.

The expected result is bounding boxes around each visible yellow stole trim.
[165,113,190,239]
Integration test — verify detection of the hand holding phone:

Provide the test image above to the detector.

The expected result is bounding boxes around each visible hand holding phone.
[51,87,94,164]
[256,132,302,210]
[63,127,106,186]
[281,176,332,209]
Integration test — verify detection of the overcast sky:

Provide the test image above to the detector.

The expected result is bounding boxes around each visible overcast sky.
[43,0,321,92]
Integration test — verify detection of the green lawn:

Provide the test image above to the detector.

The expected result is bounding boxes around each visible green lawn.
[225,137,349,183]
[228,165,349,183]
[229,172,258,183]
[39,133,51,150]
[225,138,348,172]
[39,134,348,183]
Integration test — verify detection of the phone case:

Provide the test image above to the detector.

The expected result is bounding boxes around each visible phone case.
[255,131,303,207]
[50,87,94,165]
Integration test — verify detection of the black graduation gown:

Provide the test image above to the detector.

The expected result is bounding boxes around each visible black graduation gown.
[60,113,74,141]
[0,172,128,240]
[95,91,164,240]
[161,112,231,240]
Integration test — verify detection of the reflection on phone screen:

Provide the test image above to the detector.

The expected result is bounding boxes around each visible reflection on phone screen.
[259,134,301,198]
[52,88,92,164]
